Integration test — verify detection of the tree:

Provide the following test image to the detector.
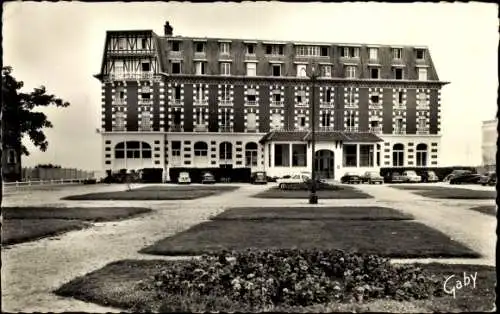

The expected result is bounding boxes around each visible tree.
[1,66,70,206]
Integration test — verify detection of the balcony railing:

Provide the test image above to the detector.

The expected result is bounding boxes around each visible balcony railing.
[416,103,430,110]
[344,102,358,109]
[138,99,153,106]
[109,72,160,81]
[245,128,258,133]
[369,103,383,110]
[393,127,406,135]
[113,99,126,106]
[219,100,233,107]
[295,102,309,108]
[245,101,258,106]
[113,126,126,132]
[416,127,430,134]
[369,126,382,134]
[219,125,233,132]
[107,49,155,56]
[394,103,406,110]
[171,99,183,106]
[319,126,336,131]
[194,124,208,132]
[169,51,182,58]
[345,126,359,132]
[270,101,284,107]
[320,102,334,108]
[169,125,183,132]
[194,51,206,59]
[192,99,207,106]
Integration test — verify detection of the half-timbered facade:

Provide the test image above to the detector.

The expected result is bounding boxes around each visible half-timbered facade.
[95,21,448,181]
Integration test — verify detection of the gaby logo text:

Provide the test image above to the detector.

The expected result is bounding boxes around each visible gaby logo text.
[443,272,477,298]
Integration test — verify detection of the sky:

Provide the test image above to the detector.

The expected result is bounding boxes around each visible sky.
[2,1,498,171]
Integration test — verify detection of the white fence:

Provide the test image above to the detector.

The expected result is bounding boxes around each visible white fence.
[22,167,95,181]
[3,178,94,188]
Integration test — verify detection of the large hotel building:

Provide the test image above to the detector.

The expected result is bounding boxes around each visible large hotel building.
[96,21,447,181]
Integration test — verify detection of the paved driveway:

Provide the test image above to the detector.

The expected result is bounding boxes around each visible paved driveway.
[1,182,496,312]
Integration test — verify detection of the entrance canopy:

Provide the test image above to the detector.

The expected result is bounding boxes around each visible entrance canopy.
[259,130,383,144]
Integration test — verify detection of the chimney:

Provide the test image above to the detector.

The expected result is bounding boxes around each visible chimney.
[164,21,173,36]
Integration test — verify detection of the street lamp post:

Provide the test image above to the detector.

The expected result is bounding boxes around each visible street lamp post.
[309,63,319,204]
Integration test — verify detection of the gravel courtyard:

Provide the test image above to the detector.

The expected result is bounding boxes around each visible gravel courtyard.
[1,182,496,312]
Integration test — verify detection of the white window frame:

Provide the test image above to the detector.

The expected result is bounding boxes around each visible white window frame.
[345,66,357,79]
[195,62,206,75]
[220,62,231,76]
[246,112,257,131]
[272,64,281,77]
[393,48,402,59]
[220,42,230,55]
[246,62,257,76]
[418,68,427,81]
[416,49,426,60]
[369,48,378,60]
[296,64,307,77]
[321,65,332,78]
[195,108,206,125]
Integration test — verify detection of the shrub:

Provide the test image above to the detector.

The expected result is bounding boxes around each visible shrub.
[140,249,444,311]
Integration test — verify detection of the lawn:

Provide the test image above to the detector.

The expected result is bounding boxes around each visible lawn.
[253,186,372,199]
[212,206,414,221]
[2,207,152,222]
[389,185,496,199]
[2,206,152,245]
[140,219,479,258]
[62,185,240,200]
[2,219,91,246]
[54,259,496,313]
[469,205,496,216]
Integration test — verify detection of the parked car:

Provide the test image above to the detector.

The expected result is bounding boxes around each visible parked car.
[277,173,311,189]
[340,172,362,184]
[402,170,422,183]
[449,172,482,185]
[479,171,496,186]
[360,171,384,184]
[177,172,191,184]
[443,170,473,182]
[250,171,268,184]
[384,172,405,183]
[419,170,439,183]
[201,172,216,184]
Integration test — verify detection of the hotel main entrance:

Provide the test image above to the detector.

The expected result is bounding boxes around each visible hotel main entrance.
[315,149,335,179]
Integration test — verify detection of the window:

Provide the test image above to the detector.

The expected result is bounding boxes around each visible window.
[195,42,205,53]
[397,91,404,104]
[115,141,151,159]
[7,149,16,164]
[395,118,404,133]
[195,62,206,75]
[245,142,258,167]
[274,144,290,166]
[246,44,255,54]
[272,92,281,102]
[343,144,357,167]
[418,68,427,81]
[220,62,231,75]
[298,115,306,127]
[221,85,231,101]
[272,64,281,77]
[142,62,150,72]
[296,46,320,57]
[369,48,378,60]
[140,111,151,130]
[194,142,208,157]
[171,141,181,156]
[292,144,307,167]
[219,142,233,160]
[220,109,231,129]
[246,62,256,76]
[320,46,329,57]
[271,113,281,129]
[321,111,332,127]
[174,86,181,100]
[247,113,257,131]
[114,60,123,74]
[296,64,307,77]
[172,41,180,51]
[321,65,332,77]
[370,94,380,104]
[341,47,359,58]
[195,84,205,101]
[266,45,284,55]
[394,68,403,80]
[393,48,402,59]
[172,62,181,74]
[359,145,374,167]
[392,143,405,166]
[416,49,425,60]
[141,38,147,49]
[418,92,426,105]
[345,66,356,78]
[324,89,333,103]
[115,112,125,130]
[296,90,306,104]
[173,109,182,125]
[345,112,355,129]
[418,117,427,129]
[141,92,151,99]
[220,42,230,55]
[194,108,206,125]
[118,38,126,50]
[370,68,380,79]
[116,87,125,100]
[247,89,256,102]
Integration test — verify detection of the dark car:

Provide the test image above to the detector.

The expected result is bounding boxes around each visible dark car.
[443,170,473,182]
[419,170,439,183]
[384,172,405,183]
[479,172,496,186]
[340,172,362,184]
[361,171,384,184]
[201,172,216,184]
[250,171,268,184]
[449,172,482,185]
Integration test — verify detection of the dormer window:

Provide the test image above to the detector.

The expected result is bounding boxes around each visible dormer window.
[341,47,359,58]
[246,44,255,55]
[171,62,181,74]
[195,42,205,53]
[392,48,403,59]
[321,65,332,77]
[220,42,231,55]
[369,48,378,60]
[393,68,403,80]
[416,49,425,60]
[370,67,380,79]
[141,38,147,49]
[296,64,307,77]
[172,41,181,52]
[345,65,357,79]
[296,46,320,57]
[266,44,284,56]
[142,62,150,72]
